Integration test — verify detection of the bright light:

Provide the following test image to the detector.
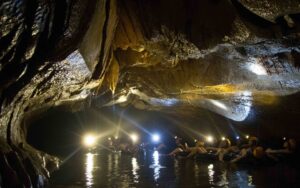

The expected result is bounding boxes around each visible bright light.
[83,134,97,147]
[208,99,227,110]
[174,136,178,139]
[236,136,240,140]
[108,137,111,140]
[221,137,226,141]
[206,135,214,143]
[152,134,160,142]
[245,135,250,139]
[283,137,286,141]
[114,136,118,139]
[130,133,139,143]
[248,63,267,75]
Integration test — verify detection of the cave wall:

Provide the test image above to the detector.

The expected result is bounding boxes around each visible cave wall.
[0,0,118,186]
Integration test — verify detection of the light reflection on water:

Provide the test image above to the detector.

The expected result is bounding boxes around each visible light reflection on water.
[131,157,139,183]
[85,153,95,187]
[234,170,255,187]
[208,164,214,184]
[149,150,166,181]
[50,151,299,187]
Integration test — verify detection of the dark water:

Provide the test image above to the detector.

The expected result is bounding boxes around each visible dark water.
[49,150,300,188]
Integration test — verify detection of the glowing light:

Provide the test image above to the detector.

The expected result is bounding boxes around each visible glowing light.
[221,137,226,141]
[236,136,240,140]
[248,63,267,75]
[108,137,111,140]
[174,136,178,139]
[206,135,214,143]
[83,134,97,147]
[152,134,160,143]
[130,133,139,143]
[114,136,118,139]
[283,137,286,141]
[208,99,227,110]
[245,135,250,139]
[194,139,198,143]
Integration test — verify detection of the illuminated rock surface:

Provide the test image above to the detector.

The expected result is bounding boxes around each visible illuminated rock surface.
[1,0,300,186]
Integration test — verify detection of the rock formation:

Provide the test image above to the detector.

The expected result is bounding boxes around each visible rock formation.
[1,0,300,186]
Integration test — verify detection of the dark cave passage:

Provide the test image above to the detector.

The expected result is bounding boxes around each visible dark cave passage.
[26,92,300,158]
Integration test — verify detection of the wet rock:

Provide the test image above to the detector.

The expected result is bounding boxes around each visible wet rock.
[0,152,21,187]
[23,157,48,188]
[5,151,32,188]
[237,0,300,23]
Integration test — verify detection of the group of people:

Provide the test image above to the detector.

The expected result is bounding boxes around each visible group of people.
[102,134,297,165]
[168,136,297,164]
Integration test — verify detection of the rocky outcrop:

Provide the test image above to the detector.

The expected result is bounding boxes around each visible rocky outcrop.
[1,0,300,187]
[109,0,300,121]
[0,0,117,186]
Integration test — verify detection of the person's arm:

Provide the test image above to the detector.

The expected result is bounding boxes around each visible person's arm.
[186,148,197,158]
[265,151,279,161]
[206,147,219,151]
[230,148,248,163]
[168,147,183,156]
[266,148,292,154]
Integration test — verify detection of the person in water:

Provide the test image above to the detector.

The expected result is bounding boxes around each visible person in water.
[230,136,262,163]
[168,137,189,157]
[184,140,207,158]
[204,138,233,161]
[216,139,232,161]
[266,138,297,161]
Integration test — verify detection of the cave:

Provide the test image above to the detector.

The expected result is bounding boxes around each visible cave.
[1,0,300,187]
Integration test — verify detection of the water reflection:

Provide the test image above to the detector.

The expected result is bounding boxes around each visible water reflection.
[212,163,229,187]
[194,163,200,186]
[149,151,165,181]
[233,170,255,187]
[131,157,139,183]
[51,151,298,187]
[208,164,214,184]
[248,175,254,187]
[85,153,95,187]
[153,151,160,181]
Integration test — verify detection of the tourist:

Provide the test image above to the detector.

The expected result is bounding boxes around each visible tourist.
[230,136,261,163]
[266,138,297,161]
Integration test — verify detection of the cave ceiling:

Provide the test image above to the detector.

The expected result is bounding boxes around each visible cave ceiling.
[100,0,300,121]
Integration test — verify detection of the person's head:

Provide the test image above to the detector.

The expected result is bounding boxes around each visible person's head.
[248,137,258,147]
[196,140,205,147]
[175,137,183,144]
[253,146,265,158]
[219,139,231,148]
